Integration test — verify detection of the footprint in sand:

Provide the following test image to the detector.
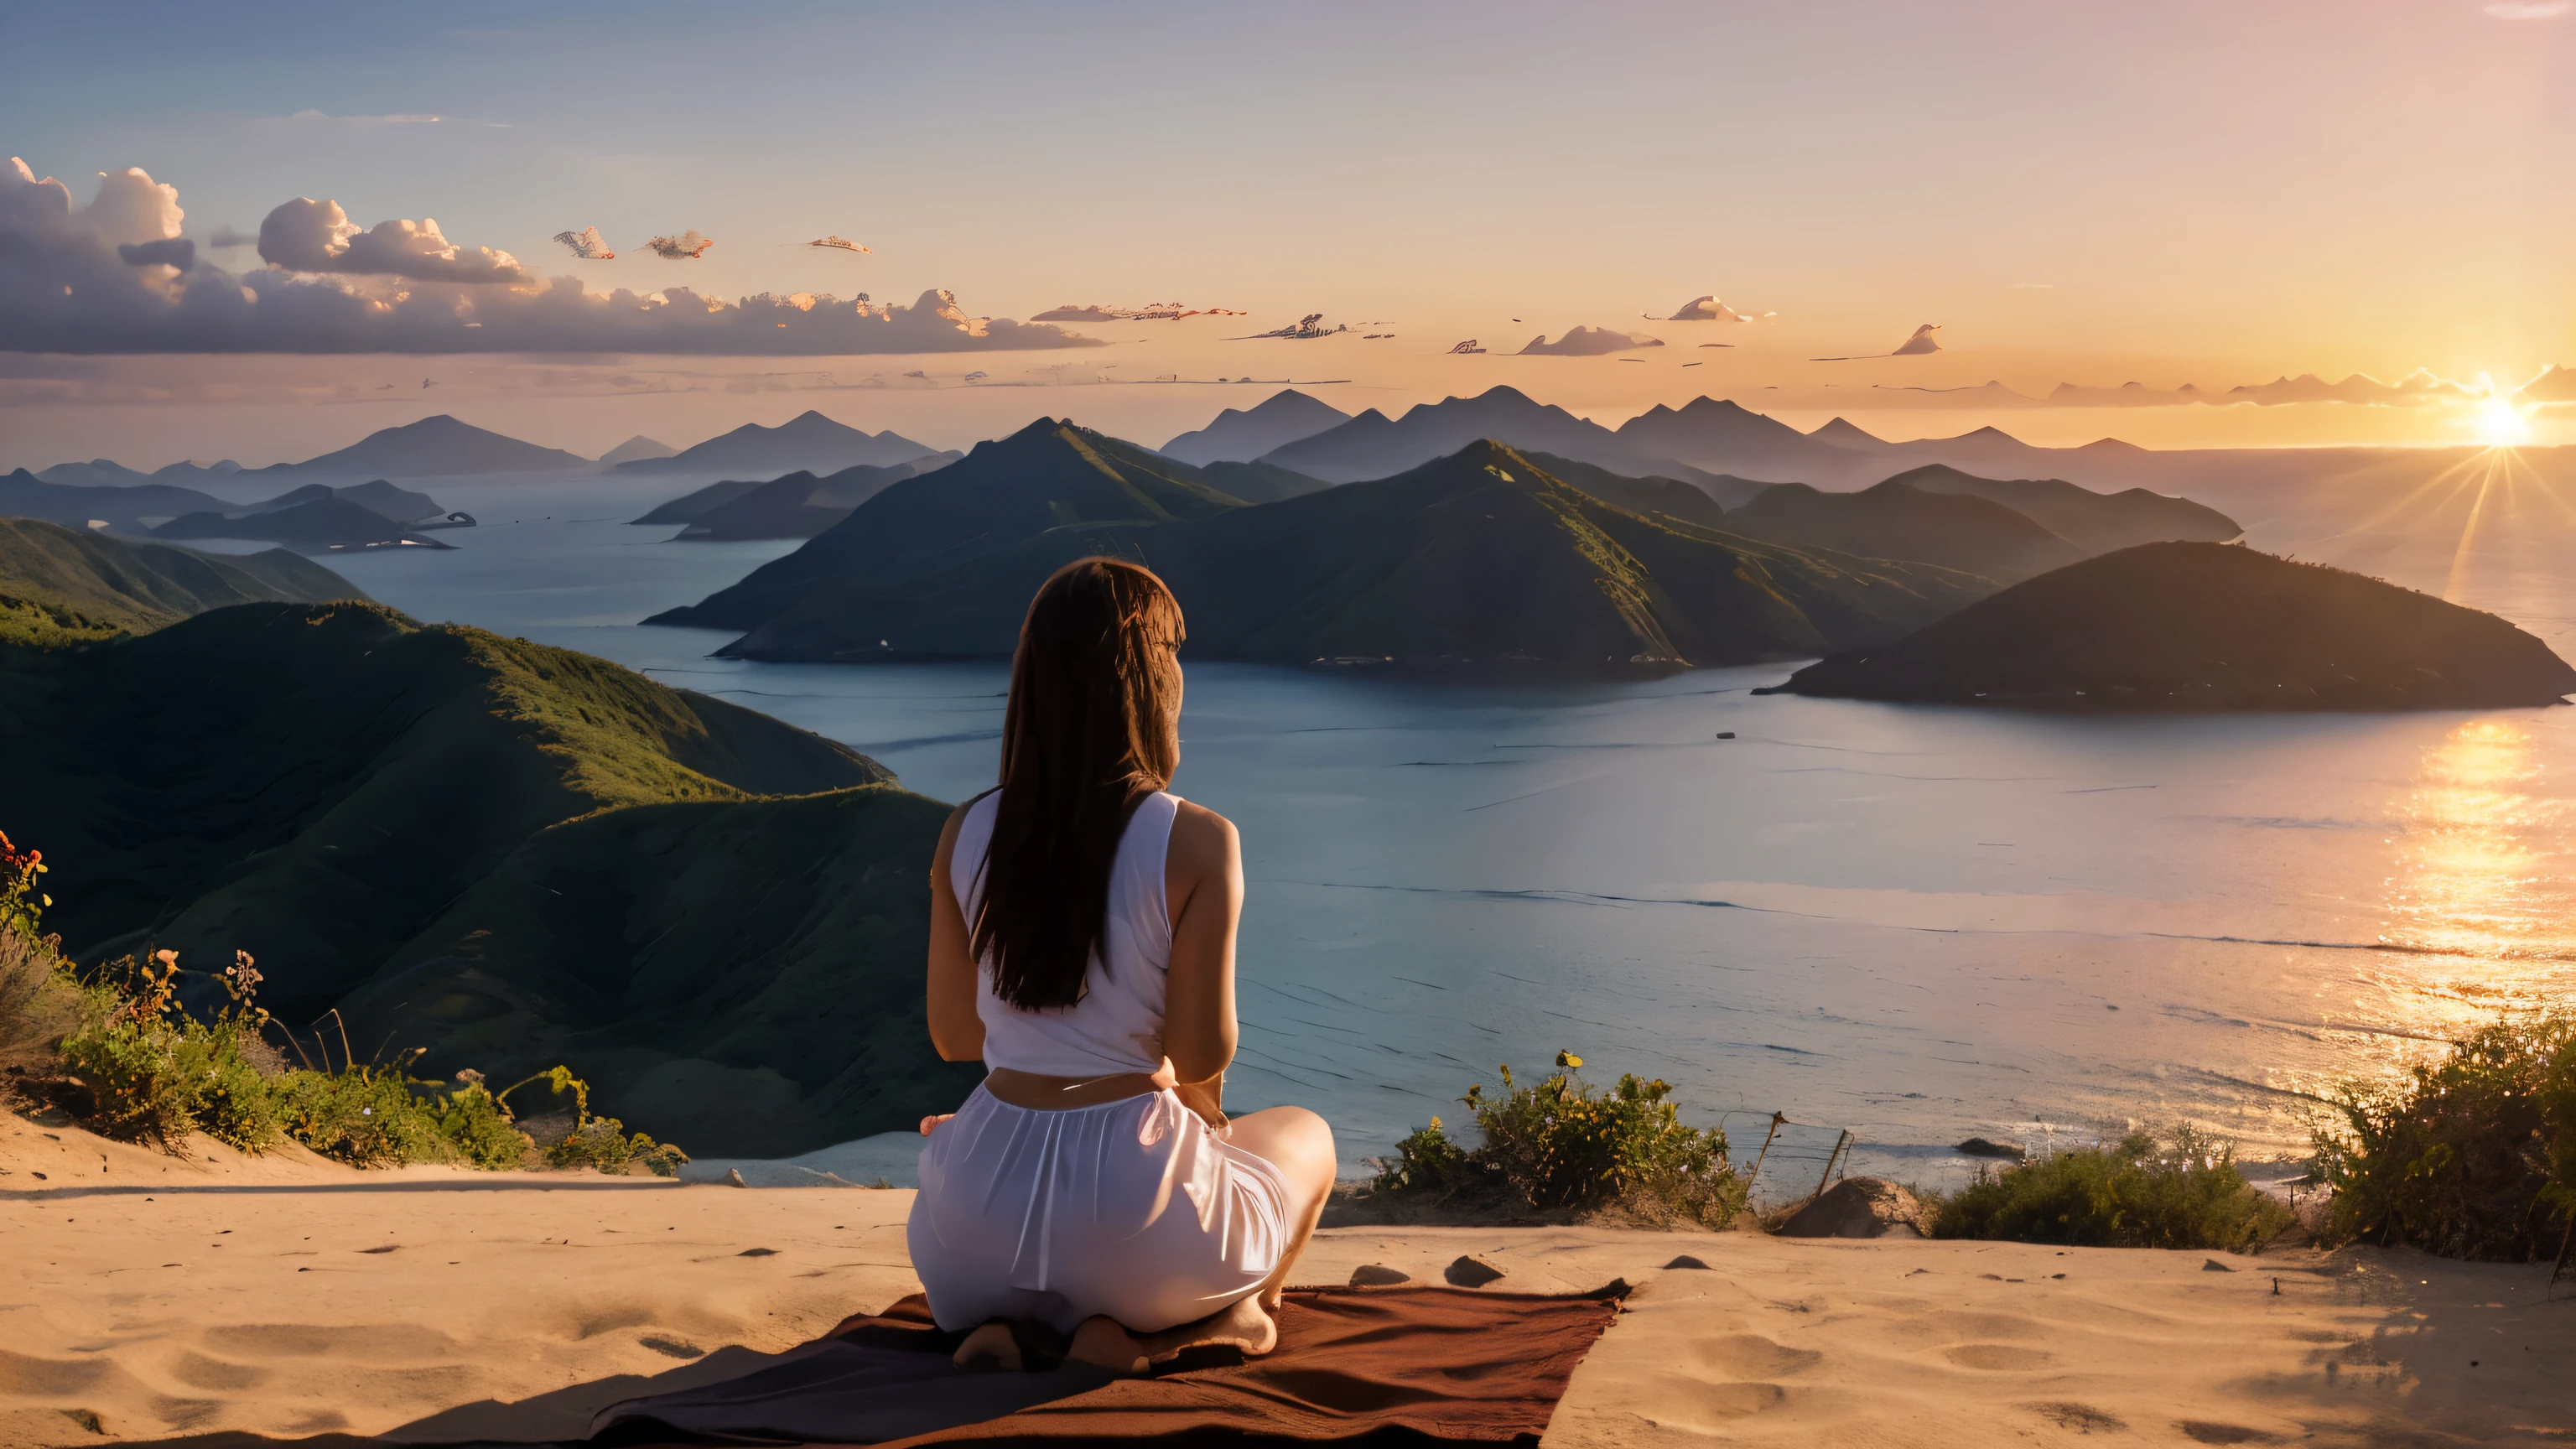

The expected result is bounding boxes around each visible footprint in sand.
[1687,1334,1823,1379]
[1944,1343,2056,1372]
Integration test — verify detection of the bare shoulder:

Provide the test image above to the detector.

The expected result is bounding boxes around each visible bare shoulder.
[1166,798,1240,875]
[932,797,977,871]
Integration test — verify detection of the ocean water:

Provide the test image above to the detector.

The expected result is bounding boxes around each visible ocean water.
[292,461,2576,1190]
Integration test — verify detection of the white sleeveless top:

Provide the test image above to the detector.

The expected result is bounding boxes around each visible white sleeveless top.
[950,789,1179,1077]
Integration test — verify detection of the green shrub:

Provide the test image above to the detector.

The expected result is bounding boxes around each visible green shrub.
[1929,1123,2293,1250]
[57,949,286,1151]
[1374,1051,1746,1226]
[8,825,677,1176]
[500,1065,688,1177]
[2311,1012,2576,1262]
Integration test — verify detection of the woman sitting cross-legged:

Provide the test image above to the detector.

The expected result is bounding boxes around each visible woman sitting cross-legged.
[906,557,1338,1374]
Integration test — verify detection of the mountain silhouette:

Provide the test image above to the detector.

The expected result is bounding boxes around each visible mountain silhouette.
[1258,386,1708,487]
[268,414,589,479]
[1760,542,2576,709]
[598,434,679,465]
[652,418,1244,632]
[1158,388,1353,466]
[1721,478,2085,583]
[648,459,944,540]
[1,468,231,532]
[613,409,944,477]
[1612,397,1856,482]
[152,494,440,550]
[689,439,1985,667]
[1881,464,2241,554]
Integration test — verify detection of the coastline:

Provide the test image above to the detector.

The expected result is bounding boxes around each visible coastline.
[6,1114,2566,1447]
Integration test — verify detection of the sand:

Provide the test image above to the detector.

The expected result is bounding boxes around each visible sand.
[3,1112,2571,1447]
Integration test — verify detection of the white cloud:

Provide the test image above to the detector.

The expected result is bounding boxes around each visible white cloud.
[1517,325,1663,356]
[257,196,529,283]
[1,158,1107,356]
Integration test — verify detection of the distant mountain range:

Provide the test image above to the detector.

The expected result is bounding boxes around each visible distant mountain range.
[1718,478,2086,584]
[610,409,946,477]
[1761,542,2576,710]
[1157,388,1353,465]
[652,423,1991,667]
[0,471,451,541]
[19,411,938,486]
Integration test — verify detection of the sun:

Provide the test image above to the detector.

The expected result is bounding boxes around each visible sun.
[2475,395,2532,449]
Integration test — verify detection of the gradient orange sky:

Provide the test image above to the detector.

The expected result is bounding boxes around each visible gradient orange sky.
[5,0,2573,465]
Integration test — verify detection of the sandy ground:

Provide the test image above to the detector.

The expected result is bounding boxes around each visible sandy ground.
[4,1113,2572,1448]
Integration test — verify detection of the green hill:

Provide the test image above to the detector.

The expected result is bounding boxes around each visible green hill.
[1719,478,2085,583]
[707,441,1987,668]
[650,418,1247,631]
[0,517,364,647]
[1758,542,2576,710]
[0,601,972,1150]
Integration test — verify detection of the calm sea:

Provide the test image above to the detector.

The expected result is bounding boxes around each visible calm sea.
[270,454,2575,1189]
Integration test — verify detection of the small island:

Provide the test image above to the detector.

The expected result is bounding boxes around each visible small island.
[1755,541,2576,710]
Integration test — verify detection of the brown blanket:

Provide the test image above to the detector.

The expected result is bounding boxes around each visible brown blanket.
[589,1282,1628,1447]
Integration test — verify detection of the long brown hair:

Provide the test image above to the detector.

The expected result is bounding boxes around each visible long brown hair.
[972,557,1187,1010]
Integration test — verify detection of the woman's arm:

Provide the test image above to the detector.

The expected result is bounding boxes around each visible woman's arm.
[1161,801,1244,1089]
[925,802,985,1062]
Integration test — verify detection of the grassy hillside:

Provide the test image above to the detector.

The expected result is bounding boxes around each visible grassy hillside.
[0,600,956,1153]
[651,418,1247,631]
[340,787,976,1156]
[1760,541,2576,709]
[1517,451,1732,529]
[711,441,1986,668]
[1721,478,2084,583]
[0,517,363,648]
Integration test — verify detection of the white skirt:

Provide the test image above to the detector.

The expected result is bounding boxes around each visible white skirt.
[907,1083,1290,1335]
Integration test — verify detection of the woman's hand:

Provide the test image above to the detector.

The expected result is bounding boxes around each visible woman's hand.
[920,1114,955,1136]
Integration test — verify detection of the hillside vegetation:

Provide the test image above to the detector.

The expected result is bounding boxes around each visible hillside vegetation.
[1761,542,2576,709]
[0,601,971,1151]
[1720,478,2084,583]
[691,439,1986,667]
[0,517,361,647]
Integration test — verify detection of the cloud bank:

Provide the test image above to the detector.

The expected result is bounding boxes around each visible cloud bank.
[1518,325,1662,356]
[0,159,1104,356]
[1865,370,2493,410]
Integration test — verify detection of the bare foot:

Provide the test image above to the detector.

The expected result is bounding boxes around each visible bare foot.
[1141,1294,1278,1360]
[1066,1317,1148,1376]
[952,1320,1021,1372]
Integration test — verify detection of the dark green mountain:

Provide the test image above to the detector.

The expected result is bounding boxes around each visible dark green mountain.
[153,494,436,550]
[0,468,231,532]
[1197,460,1335,504]
[0,601,971,1150]
[240,480,444,524]
[1884,464,2241,553]
[0,517,362,647]
[1516,451,1732,529]
[651,417,1247,631]
[1758,542,2576,710]
[631,480,764,525]
[1719,478,2085,583]
[703,441,1986,668]
[641,459,944,541]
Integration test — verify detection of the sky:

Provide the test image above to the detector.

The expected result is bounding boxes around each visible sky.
[4,0,2574,467]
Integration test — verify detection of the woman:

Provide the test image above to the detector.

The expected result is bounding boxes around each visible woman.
[907,558,1337,1374]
